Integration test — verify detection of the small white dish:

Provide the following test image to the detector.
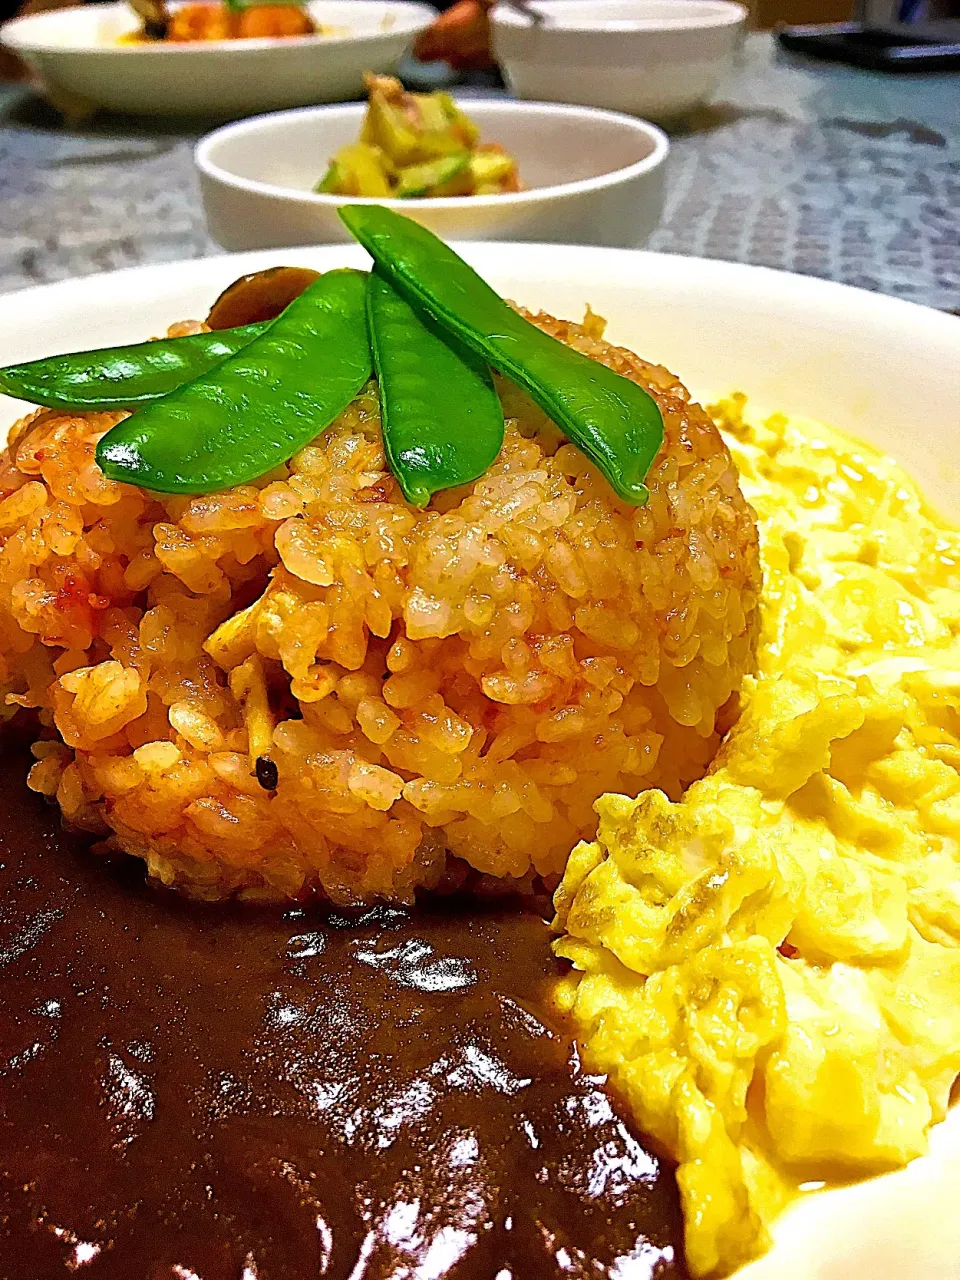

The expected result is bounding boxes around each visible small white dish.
[492,0,747,121]
[195,100,670,250]
[0,0,435,118]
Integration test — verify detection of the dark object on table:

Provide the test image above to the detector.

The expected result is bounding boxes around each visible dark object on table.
[414,0,496,69]
[778,19,960,69]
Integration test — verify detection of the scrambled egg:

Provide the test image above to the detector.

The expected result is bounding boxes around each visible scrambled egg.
[553,398,960,1278]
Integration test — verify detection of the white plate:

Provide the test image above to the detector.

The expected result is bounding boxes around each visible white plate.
[196,101,669,251]
[0,245,958,1276]
[0,0,435,117]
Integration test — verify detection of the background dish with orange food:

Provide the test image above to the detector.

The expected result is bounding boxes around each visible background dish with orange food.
[127,0,320,42]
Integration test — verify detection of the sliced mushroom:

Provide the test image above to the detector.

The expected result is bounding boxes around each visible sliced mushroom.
[205,267,323,331]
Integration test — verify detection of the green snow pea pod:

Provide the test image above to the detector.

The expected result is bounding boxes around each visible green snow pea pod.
[339,205,664,506]
[366,270,504,508]
[96,269,371,495]
[0,323,268,412]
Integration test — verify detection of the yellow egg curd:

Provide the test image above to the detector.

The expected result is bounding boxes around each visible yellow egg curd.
[553,396,960,1278]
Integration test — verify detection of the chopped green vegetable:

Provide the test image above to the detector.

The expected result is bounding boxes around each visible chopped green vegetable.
[395,152,470,198]
[339,206,664,505]
[315,142,392,198]
[436,92,480,147]
[364,91,420,167]
[96,270,371,494]
[412,92,450,135]
[314,159,345,194]
[366,270,503,507]
[0,323,266,412]
[469,150,515,188]
[322,76,518,199]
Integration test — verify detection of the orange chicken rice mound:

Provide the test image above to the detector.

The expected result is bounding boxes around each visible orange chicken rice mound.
[0,311,760,902]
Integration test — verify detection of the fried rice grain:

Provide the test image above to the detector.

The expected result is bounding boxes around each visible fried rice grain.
[0,310,761,902]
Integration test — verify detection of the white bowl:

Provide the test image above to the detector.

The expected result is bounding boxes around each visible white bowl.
[195,100,670,250]
[0,246,958,1277]
[492,0,747,121]
[0,0,435,118]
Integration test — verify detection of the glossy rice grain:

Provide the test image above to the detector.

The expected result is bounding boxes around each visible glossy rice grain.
[0,308,761,902]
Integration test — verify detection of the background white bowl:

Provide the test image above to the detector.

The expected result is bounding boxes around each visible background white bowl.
[0,0,435,118]
[492,0,747,121]
[195,101,670,250]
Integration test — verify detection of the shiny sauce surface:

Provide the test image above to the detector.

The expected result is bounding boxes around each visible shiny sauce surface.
[0,735,686,1280]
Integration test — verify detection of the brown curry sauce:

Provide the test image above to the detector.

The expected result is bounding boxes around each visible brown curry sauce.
[0,732,686,1280]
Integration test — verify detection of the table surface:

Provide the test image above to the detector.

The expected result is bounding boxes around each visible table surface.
[0,34,958,308]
